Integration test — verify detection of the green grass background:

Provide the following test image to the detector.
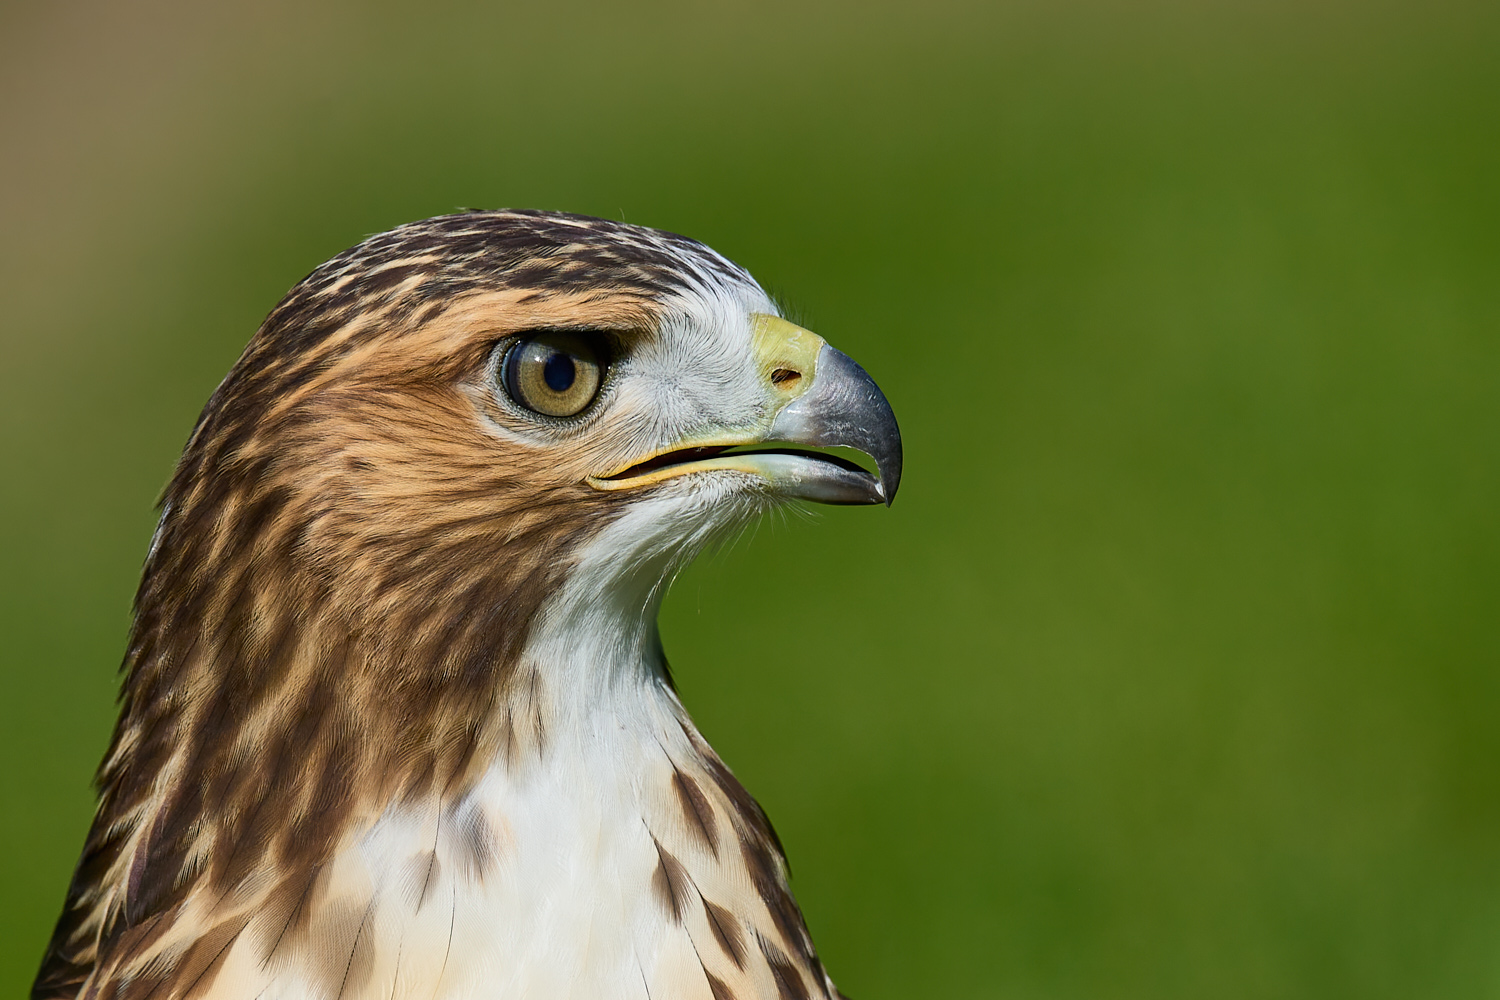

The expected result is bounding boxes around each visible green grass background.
[3,1,1498,996]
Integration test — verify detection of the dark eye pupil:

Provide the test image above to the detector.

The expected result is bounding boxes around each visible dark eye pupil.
[543,351,576,392]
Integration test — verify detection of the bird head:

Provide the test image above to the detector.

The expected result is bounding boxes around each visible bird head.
[117,210,900,836]
[35,211,898,1000]
[155,211,900,660]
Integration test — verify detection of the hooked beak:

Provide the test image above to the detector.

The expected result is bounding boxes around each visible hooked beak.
[758,342,903,504]
[587,315,903,506]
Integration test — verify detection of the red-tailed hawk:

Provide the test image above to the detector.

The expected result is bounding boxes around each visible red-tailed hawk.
[35,210,901,1000]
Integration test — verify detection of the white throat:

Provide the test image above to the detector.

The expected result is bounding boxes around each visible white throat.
[342,485,787,1000]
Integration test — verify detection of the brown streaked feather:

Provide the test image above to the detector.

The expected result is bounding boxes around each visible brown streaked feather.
[672,767,721,856]
[706,972,737,1000]
[701,897,748,971]
[760,937,815,1000]
[651,838,695,924]
[677,722,833,997]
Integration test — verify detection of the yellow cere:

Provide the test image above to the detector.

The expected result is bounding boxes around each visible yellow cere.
[748,314,822,400]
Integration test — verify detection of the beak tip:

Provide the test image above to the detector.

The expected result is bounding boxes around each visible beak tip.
[876,432,902,508]
[881,472,900,507]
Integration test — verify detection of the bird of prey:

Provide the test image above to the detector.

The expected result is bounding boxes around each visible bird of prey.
[33,210,901,1000]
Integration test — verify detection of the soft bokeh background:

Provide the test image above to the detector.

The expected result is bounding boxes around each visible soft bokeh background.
[3,0,1498,996]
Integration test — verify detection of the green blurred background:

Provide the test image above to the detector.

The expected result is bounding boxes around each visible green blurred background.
[3,0,1498,996]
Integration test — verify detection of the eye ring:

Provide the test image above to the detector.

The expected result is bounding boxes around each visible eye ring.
[499,331,606,418]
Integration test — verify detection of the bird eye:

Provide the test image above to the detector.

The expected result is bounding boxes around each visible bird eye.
[501,332,605,418]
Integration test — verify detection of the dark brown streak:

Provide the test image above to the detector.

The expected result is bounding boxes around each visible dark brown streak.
[501,706,518,766]
[671,767,719,856]
[650,834,694,924]
[760,937,813,1000]
[649,732,719,857]
[700,895,748,971]
[676,899,735,1000]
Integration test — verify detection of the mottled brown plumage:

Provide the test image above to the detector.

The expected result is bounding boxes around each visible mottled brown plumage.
[36,210,899,1000]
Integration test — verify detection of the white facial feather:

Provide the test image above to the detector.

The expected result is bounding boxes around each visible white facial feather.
[610,282,780,457]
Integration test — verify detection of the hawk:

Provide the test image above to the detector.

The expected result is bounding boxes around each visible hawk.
[34,210,902,1000]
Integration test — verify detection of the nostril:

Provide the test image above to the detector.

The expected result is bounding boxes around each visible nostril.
[771,368,802,387]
